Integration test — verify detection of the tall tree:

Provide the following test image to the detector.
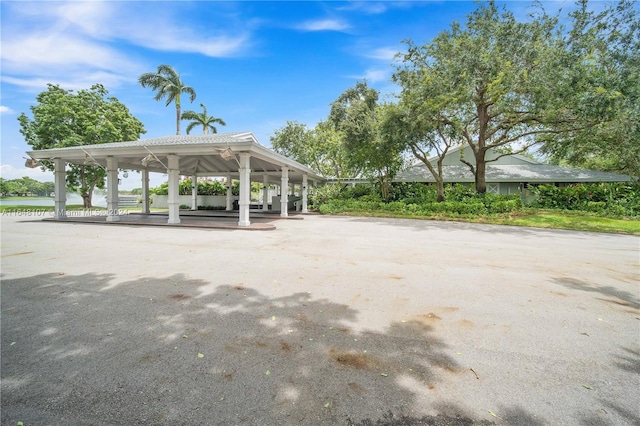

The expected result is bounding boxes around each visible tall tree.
[382,102,456,202]
[18,84,145,207]
[539,0,639,179]
[271,120,355,179]
[329,82,405,200]
[138,64,196,135]
[394,1,609,193]
[181,103,226,135]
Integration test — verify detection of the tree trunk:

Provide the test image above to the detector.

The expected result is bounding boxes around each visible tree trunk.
[436,181,445,202]
[475,93,489,194]
[175,103,181,135]
[82,192,91,208]
[436,158,445,202]
[475,150,487,194]
[81,166,91,208]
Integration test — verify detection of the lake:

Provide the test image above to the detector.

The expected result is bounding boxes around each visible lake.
[0,194,107,207]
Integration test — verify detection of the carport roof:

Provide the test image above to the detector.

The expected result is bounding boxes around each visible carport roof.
[27,132,324,183]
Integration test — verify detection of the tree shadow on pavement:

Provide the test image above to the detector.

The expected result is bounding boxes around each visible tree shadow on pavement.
[551,276,640,310]
[2,272,546,425]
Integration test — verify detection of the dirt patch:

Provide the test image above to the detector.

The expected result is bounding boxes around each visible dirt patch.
[1,251,34,258]
[417,313,442,323]
[168,294,190,301]
[603,298,631,307]
[329,349,376,370]
[455,319,475,328]
[348,382,366,394]
[280,341,291,352]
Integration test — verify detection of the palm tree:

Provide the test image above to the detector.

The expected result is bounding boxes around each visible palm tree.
[181,103,227,135]
[138,64,196,135]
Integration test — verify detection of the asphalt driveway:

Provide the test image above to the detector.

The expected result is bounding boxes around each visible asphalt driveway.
[1,214,639,425]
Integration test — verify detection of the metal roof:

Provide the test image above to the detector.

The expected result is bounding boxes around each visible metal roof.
[397,163,632,183]
[27,132,325,184]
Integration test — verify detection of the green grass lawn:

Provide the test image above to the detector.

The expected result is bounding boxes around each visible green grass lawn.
[2,203,638,235]
[0,205,167,213]
[0,204,90,212]
[321,209,640,235]
[492,211,640,235]
[0,196,52,201]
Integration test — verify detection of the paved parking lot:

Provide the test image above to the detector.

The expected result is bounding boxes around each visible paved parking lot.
[1,214,639,425]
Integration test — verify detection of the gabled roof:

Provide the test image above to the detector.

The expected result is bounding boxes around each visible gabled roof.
[397,163,632,183]
[426,144,540,165]
[27,132,325,184]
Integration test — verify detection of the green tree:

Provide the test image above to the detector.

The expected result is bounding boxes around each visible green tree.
[539,0,639,179]
[181,103,226,135]
[271,120,355,179]
[138,64,197,135]
[394,1,610,194]
[18,176,45,196]
[0,178,9,196]
[329,82,405,200]
[381,102,455,202]
[18,84,145,207]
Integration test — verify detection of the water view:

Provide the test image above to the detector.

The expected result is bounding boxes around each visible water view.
[0,193,107,207]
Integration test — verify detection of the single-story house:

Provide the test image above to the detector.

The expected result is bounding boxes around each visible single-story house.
[395,145,633,195]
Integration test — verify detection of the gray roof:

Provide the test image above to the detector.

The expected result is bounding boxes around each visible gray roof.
[35,132,257,151]
[397,163,632,183]
[27,132,324,184]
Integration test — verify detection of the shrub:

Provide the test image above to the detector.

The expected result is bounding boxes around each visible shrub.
[533,183,640,217]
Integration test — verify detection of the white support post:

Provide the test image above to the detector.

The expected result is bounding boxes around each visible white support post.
[302,174,308,213]
[53,158,67,219]
[238,153,251,227]
[191,174,198,210]
[280,167,289,217]
[141,169,150,214]
[106,156,120,222]
[262,174,269,211]
[167,155,180,224]
[226,174,233,211]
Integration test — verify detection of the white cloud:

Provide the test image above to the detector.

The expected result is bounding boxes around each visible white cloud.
[364,47,399,62]
[0,1,252,92]
[338,2,389,15]
[2,32,140,75]
[0,106,14,115]
[0,164,54,182]
[350,67,391,84]
[296,19,350,32]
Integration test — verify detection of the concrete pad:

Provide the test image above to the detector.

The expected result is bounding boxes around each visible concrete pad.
[1,214,639,425]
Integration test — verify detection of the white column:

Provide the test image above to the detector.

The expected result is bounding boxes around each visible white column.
[106,156,120,222]
[191,174,198,210]
[141,169,150,214]
[280,167,289,217]
[226,174,233,211]
[262,175,269,211]
[54,158,67,219]
[167,155,180,224]
[302,174,308,213]
[238,153,251,227]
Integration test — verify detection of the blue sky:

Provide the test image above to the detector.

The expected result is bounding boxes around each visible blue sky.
[1,0,580,189]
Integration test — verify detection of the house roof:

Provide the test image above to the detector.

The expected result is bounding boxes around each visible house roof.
[426,144,540,165]
[397,163,632,183]
[27,132,325,184]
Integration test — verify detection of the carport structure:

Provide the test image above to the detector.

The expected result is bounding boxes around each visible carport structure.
[27,132,324,226]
